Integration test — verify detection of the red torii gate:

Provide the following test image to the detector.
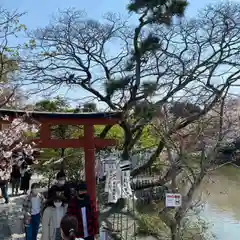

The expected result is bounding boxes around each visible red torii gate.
[0,109,122,205]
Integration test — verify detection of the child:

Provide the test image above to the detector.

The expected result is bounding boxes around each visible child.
[60,215,84,240]
[22,182,45,240]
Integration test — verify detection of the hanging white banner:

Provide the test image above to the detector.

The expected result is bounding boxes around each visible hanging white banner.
[121,170,133,198]
[107,167,134,202]
[104,160,117,193]
[108,175,119,203]
[105,170,115,193]
[101,156,134,203]
[104,159,118,175]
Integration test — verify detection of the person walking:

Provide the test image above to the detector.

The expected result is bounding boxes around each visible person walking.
[41,188,68,240]
[10,164,21,195]
[22,183,45,240]
[67,182,99,240]
[20,162,32,194]
[47,170,71,203]
[0,168,10,204]
[60,215,84,240]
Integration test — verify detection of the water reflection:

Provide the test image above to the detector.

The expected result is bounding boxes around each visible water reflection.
[199,166,240,239]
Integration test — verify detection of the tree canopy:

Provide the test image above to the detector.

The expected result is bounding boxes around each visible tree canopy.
[20,2,240,168]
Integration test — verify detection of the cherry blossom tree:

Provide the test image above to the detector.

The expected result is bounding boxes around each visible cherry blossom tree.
[143,92,240,240]
[0,6,38,172]
[0,115,39,173]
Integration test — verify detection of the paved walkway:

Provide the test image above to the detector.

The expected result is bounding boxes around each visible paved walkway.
[0,175,43,240]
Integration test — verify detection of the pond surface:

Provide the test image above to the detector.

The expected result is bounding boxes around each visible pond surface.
[199,166,240,239]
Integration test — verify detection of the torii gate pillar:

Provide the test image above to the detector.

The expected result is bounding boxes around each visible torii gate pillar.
[84,124,96,203]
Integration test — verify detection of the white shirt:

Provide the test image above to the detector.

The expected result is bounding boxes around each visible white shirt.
[0,170,10,181]
[55,207,64,228]
[31,196,41,215]
[81,207,88,238]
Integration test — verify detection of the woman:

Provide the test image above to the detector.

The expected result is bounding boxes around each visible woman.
[22,182,45,240]
[41,190,68,240]
[11,164,21,195]
[20,162,32,194]
[47,171,70,203]
[60,215,84,240]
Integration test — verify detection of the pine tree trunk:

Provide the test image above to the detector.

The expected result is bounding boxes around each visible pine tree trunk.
[170,223,180,240]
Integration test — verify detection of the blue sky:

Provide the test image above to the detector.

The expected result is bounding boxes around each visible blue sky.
[2,0,220,28]
[1,0,227,106]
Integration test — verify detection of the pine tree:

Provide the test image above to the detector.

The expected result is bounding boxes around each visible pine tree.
[128,0,188,24]
[127,0,188,69]
[104,0,188,109]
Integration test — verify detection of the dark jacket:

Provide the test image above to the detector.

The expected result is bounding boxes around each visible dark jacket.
[67,194,99,238]
[11,165,21,179]
[0,179,8,186]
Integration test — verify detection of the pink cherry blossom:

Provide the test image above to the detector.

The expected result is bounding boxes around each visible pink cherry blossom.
[0,116,40,170]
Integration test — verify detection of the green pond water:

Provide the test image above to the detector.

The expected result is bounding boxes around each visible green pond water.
[198,166,240,239]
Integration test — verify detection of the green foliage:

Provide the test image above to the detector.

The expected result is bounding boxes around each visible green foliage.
[140,34,161,53]
[136,200,168,236]
[139,125,158,148]
[134,101,158,119]
[64,149,83,182]
[34,96,70,112]
[105,77,131,98]
[128,0,188,24]
[36,148,83,183]
[24,39,36,49]
[39,148,59,159]
[95,124,158,149]
[137,212,214,239]
[35,148,61,187]
[35,97,75,141]
[129,34,161,66]
[142,81,158,96]
[137,213,169,237]
[82,103,97,112]
[136,204,215,240]
[95,125,124,146]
